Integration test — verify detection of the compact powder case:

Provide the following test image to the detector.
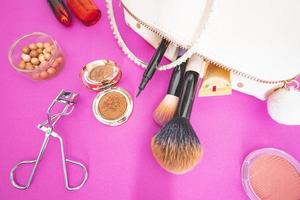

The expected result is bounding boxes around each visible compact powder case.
[93,87,133,126]
[80,59,122,91]
[241,148,300,200]
[81,59,133,126]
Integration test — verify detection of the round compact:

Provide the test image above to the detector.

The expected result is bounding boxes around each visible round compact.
[80,60,122,91]
[93,87,133,126]
[241,148,300,200]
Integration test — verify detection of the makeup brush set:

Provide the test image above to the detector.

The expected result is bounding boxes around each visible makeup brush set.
[106,0,300,198]
[107,0,300,170]
[108,0,300,125]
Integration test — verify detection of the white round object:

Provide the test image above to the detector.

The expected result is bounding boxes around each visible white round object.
[267,86,300,125]
[21,53,31,62]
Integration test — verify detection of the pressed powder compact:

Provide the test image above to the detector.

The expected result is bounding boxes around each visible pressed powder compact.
[81,59,133,126]
[93,88,133,126]
[242,148,300,200]
[80,59,122,91]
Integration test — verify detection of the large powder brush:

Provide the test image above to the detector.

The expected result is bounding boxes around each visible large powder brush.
[151,55,204,174]
[153,54,187,126]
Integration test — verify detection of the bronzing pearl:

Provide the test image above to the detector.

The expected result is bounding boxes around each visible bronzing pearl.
[29,43,38,50]
[31,57,40,65]
[40,71,49,79]
[22,47,30,54]
[21,53,31,62]
[36,42,44,49]
[29,50,39,57]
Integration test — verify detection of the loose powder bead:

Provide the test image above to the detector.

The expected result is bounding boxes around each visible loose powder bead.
[22,47,30,54]
[25,62,34,70]
[44,42,51,48]
[44,53,51,61]
[31,57,40,65]
[45,46,52,53]
[40,61,48,68]
[56,56,63,64]
[52,60,60,68]
[36,42,44,49]
[31,73,40,80]
[37,48,43,54]
[29,43,37,50]
[40,71,49,79]
[38,54,45,62]
[29,50,38,57]
[19,60,26,69]
[21,53,31,62]
[47,67,56,75]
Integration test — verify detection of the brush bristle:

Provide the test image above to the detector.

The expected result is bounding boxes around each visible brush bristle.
[153,95,179,126]
[151,117,203,174]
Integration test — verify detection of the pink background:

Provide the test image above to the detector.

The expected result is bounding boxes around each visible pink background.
[1,0,299,199]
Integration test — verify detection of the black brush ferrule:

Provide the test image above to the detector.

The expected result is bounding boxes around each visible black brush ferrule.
[176,71,199,119]
[167,60,187,97]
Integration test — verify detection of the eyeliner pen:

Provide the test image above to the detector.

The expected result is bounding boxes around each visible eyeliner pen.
[136,38,170,97]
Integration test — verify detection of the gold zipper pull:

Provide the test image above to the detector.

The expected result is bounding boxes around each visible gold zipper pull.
[199,62,232,97]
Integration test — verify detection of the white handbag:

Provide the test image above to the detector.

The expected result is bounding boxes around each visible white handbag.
[106,0,300,124]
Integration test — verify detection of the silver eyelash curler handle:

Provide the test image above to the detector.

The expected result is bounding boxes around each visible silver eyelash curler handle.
[54,132,88,191]
[9,130,88,191]
[10,131,51,190]
[10,90,88,191]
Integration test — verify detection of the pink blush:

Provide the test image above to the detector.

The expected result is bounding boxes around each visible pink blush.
[242,148,300,200]
[250,155,300,200]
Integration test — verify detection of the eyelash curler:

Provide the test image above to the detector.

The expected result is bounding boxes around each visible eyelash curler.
[10,90,88,191]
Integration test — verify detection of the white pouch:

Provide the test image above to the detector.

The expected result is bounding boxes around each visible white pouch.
[106,0,300,101]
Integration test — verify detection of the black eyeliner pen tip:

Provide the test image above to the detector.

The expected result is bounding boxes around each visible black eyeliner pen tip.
[136,89,142,97]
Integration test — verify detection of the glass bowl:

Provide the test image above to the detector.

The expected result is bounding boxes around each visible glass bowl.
[8,32,64,80]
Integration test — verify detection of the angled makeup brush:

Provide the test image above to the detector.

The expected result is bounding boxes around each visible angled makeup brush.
[136,38,170,97]
[151,55,204,174]
[153,52,187,126]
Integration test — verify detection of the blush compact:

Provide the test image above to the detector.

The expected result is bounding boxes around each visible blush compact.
[81,59,133,126]
[241,148,300,200]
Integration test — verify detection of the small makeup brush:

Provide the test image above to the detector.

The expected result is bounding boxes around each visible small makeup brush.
[136,38,170,97]
[151,55,204,174]
[153,52,187,126]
